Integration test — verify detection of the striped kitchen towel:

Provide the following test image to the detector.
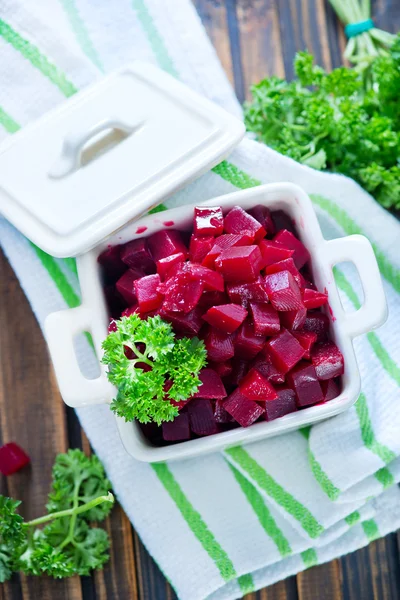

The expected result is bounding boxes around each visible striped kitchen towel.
[1,1,400,599]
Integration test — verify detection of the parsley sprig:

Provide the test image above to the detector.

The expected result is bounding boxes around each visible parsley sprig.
[0,450,114,582]
[102,314,207,425]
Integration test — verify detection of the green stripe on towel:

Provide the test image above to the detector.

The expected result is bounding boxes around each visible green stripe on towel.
[355,394,396,465]
[362,519,380,542]
[300,428,341,501]
[59,0,104,71]
[301,548,318,568]
[0,106,20,133]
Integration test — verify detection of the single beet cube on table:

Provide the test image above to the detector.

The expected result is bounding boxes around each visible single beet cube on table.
[224,206,266,242]
[194,206,224,236]
[203,304,248,334]
[287,361,324,407]
[0,443,30,475]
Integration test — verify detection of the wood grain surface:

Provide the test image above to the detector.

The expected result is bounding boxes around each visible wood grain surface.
[1,1,400,598]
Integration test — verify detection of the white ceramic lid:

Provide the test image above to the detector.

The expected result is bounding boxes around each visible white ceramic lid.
[0,62,244,257]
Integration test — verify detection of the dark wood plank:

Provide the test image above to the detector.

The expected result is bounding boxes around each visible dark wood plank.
[0,249,82,600]
[297,561,342,600]
[244,579,299,600]
[133,534,176,600]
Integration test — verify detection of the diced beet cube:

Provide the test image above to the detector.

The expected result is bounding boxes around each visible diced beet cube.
[169,398,191,411]
[302,312,330,341]
[139,421,163,444]
[147,230,187,262]
[259,240,294,268]
[271,210,297,234]
[204,328,235,362]
[121,304,140,318]
[159,306,203,335]
[162,413,190,441]
[226,277,269,308]
[202,234,252,268]
[120,238,155,273]
[302,288,329,309]
[214,400,235,424]
[239,368,278,401]
[215,246,263,282]
[263,387,297,421]
[311,342,344,380]
[234,320,265,359]
[98,245,126,280]
[265,258,305,288]
[228,359,250,387]
[0,443,30,475]
[108,319,118,333]
[188,399,219,435]
[162,273,204,313]
[224,388,265,427]
[248,205,275,236]
[156,252,185,280]
[193,368,227,399]
[322,378,341,401]
[116,269,144,305]
[224,206,266,242]
[134,274,163,313]
[273,230,310,269]
[104,285,126,318]
[209,360,233,379]
[189,235,214,263]
[265,328,305,373]
[203,304,247,334]
[249,303,280,336]
[292,331,317,359]
[264,271,303,311]
[280,306,307,331]
[187,264,224,292]
[194,206,224,236]
[287,361,324,407]
[252,355,286,385]
[198,291,229,310]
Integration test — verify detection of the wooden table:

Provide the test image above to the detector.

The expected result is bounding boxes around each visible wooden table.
[1,1,400,598]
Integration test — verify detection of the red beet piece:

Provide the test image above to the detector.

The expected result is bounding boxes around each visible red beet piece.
[252,355,286,385]
[98,245,126,280]
[189,235,214,263]
[120,238,155,273]
[273,230,310,269]
[162,413,190,441]
[193,368,227,399]
[194,206,224,236]
[198,291,229,310]
[248,205,275,236]
[147,230,187,262]
[226,276,269,308]
[162,273,204,313]
[116,268,144,305]
[234,320,266,359]
[263,387,297,421]
[224,388,265,427]
[239,368,278,401]
[224,206,266,242]
[108,319,118,333]
[271,210,297,234]
[214,400,235,424]
[204,328,235,362]
[264,271,303,311]
[202,233,253,268]
[302,312,330,341]
[0,443,30,475]
[156,252,185,280]
[228,358,250,387]
[215,245,263,282]
[311,341,344,380]
[265,257,305,288]
[249,303,280,336]
[259,240,294,268]
[187,264,224,292]
[121,304,139,318]
[292,331,317,359]
[280,306,307,331]
[265,328,305,373]
[203,304,248,334]
[322,378,341,401]
[209,360,233,379]
[287,361,324,407]
[188,399,219,435]
[302,288,329,309]
[134,274,163,313]
[159,306,203,335]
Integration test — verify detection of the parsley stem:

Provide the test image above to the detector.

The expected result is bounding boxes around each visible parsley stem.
[23,492,114,528]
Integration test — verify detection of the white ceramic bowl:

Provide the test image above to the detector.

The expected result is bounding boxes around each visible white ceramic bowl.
[45,183,387,462]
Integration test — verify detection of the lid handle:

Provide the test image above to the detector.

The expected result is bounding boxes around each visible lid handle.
[49,116,143,178]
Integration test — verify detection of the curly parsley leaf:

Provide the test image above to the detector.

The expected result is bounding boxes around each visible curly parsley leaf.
[102,314,207,425]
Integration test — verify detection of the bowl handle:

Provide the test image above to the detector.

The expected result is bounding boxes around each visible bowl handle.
[44,306,114,407]
[322,235,388,338]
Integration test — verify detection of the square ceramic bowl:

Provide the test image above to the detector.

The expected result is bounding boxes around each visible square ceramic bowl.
[45,182,387,462]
